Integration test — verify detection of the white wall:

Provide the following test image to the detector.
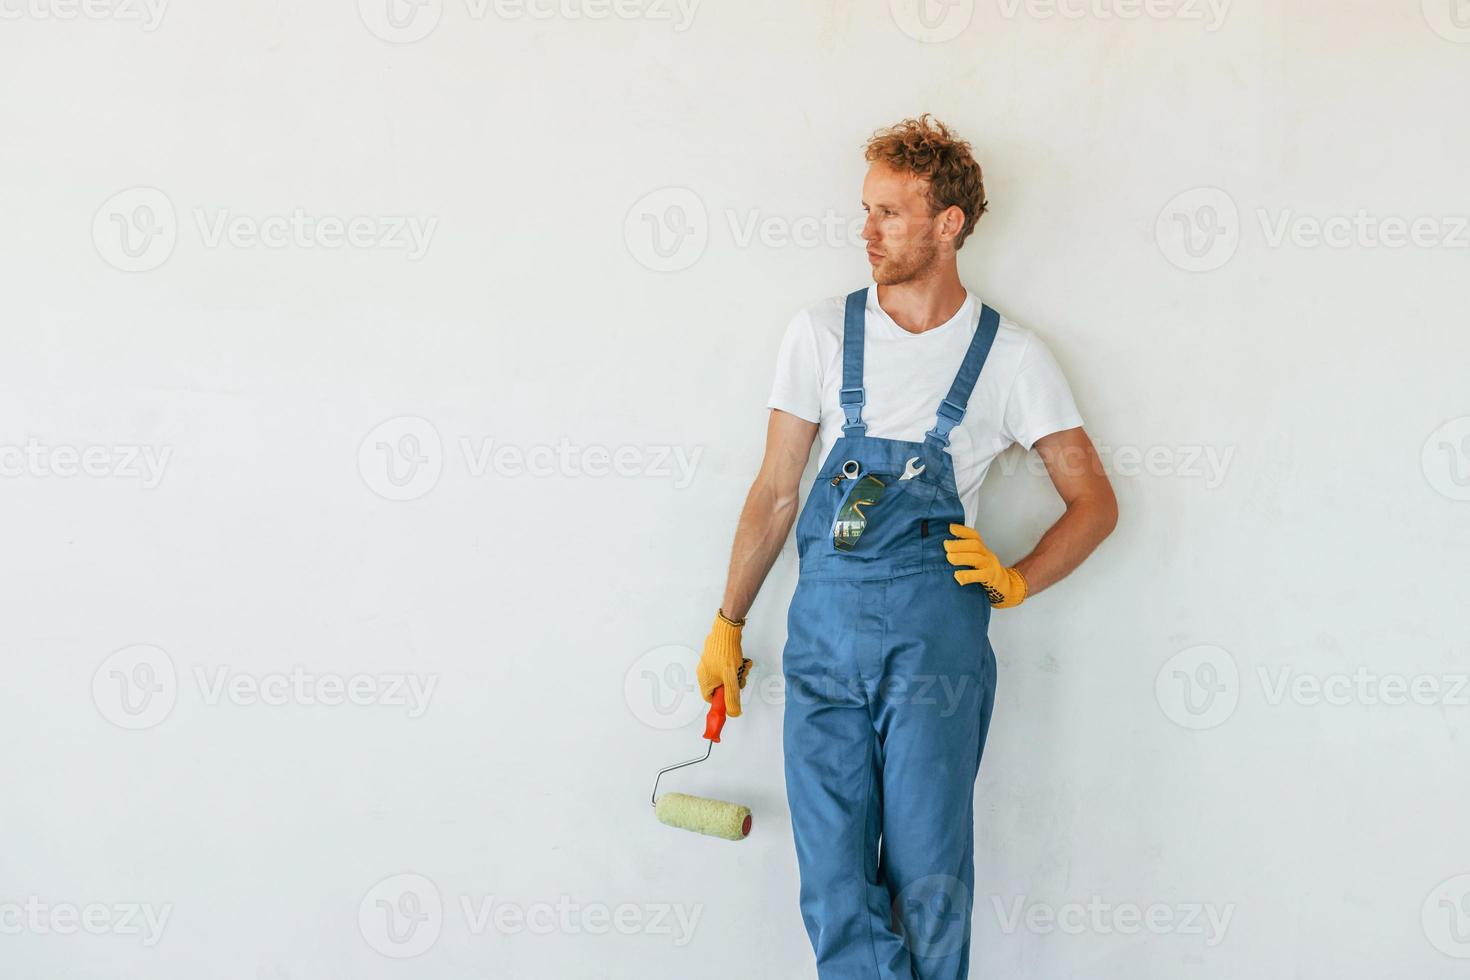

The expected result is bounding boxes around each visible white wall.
[3,2,1468,977]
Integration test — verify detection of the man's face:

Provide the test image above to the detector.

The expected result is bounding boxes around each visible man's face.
[861,162,942,285]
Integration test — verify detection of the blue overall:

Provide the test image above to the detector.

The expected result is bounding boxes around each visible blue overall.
[783,287,1001,980]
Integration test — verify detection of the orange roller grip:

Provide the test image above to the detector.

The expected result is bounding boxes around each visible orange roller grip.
[703,686,728,743]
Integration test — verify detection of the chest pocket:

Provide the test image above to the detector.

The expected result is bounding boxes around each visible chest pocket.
[821,468,938,562]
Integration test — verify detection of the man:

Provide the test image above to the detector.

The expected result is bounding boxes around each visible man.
[696,114,1117,980]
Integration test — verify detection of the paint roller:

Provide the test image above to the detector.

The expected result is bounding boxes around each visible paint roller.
[650,686,752,841]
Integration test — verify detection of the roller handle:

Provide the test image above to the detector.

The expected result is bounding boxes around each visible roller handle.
[703,686,728,743]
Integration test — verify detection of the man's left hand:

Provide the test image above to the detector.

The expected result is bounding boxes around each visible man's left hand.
[944,524,1028,608]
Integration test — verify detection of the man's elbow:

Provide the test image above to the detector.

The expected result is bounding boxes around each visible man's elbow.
[1066,476,1118,541]
[769,480,802,524]
[1091,482,1120,540]
[1098,494,1119,539]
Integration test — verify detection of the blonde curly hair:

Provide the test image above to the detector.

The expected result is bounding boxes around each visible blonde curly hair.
[864,114,989,250]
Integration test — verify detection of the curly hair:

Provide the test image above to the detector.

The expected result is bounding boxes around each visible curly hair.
[864,114,989,250]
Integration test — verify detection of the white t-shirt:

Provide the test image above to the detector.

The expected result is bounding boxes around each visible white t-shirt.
[766,284,1084,527]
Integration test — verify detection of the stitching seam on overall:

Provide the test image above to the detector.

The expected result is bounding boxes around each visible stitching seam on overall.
[861,715,881,980]
[866,580,892,979]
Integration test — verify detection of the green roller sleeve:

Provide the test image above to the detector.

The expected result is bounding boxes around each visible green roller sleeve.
[655,792,752,841]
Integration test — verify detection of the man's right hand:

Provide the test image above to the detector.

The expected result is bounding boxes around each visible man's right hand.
[696,610,754,717]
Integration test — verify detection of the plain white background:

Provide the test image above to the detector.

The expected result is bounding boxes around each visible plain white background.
[3,1,1469,977]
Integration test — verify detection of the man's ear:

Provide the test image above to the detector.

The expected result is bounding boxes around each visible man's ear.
[938,204,966,243]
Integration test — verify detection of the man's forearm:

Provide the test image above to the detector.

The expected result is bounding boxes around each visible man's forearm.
[1013,495,1117,597]
[719,477,800,621]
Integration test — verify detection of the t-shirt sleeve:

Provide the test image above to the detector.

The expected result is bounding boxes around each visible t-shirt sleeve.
[765,309,822,423]
[1001,332,1085,451]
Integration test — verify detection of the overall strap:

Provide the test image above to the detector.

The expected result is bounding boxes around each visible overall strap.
[924,303,1001,452]
[839,287,868,437]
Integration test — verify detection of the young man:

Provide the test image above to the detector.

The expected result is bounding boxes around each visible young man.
[696,115,1118,980]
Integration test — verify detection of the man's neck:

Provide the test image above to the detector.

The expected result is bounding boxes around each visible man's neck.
[875,268,967,335]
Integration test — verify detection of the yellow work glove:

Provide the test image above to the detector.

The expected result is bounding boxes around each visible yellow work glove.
[695,610,754,717]
[944,524,1029,608]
